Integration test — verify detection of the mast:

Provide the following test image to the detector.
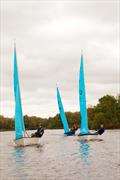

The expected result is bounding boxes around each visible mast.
[57,87,69,133]
[79,54,89,134]
[14,44,25,139]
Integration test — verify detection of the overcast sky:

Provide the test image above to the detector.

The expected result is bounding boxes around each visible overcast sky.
[0,0,119,118]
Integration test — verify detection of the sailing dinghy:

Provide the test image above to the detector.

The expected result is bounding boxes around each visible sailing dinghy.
[57,87,75,136]
[78,55,104,141]
[14,45,41,146]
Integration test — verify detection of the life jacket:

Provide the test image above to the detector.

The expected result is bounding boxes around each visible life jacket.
[73,124,78,131]
[98,128,104,135]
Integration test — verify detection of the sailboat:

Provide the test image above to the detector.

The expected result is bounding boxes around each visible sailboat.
[57,87,75,136]
[14,45,41,146]
[78,54,104,140]
[78,54,89,136]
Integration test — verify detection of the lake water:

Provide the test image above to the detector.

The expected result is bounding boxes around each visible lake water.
[0,130,120,180]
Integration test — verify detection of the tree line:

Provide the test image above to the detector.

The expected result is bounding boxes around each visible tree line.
[0,94,120,131]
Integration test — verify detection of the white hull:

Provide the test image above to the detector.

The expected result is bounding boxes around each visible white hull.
[77,134,101,142]
[14,137,40,147]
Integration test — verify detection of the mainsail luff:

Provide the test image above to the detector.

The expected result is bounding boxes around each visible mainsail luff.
[57,87,69,133]
[79,55,89,134]
[14,46,25,139]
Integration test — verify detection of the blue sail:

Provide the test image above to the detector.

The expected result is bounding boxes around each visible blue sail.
[57,87,69,133]
[79,55,89,135]
[14,46,25,139]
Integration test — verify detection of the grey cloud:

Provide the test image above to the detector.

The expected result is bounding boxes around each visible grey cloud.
[1,0,119,117]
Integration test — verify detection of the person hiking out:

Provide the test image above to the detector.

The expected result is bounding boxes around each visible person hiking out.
[31,125,44,138]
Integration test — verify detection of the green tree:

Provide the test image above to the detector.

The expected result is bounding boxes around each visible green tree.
[95,95,117,122]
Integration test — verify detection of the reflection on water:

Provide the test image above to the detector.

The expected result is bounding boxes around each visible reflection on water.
[36,144,44,152]
[80,142,90,163]
[0,130,119,180]
[13,147,27,178]
[14,147,25,160]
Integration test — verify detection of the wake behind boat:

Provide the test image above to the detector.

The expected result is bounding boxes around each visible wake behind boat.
[78,54,105,141]
[13,45,44,147]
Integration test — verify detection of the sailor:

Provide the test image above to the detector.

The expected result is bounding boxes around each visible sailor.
[96,124,105,135]
[73,124,79,131]
[37,125,44,137]
[71,124,79,132]
[31,125,44,137]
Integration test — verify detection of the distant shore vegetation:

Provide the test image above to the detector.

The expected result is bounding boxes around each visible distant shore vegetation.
[0,94,120,131]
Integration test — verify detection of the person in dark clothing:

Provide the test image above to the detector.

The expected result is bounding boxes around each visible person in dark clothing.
[31,125,44,138]
[37,126,44,137]
[96,124,105,135]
